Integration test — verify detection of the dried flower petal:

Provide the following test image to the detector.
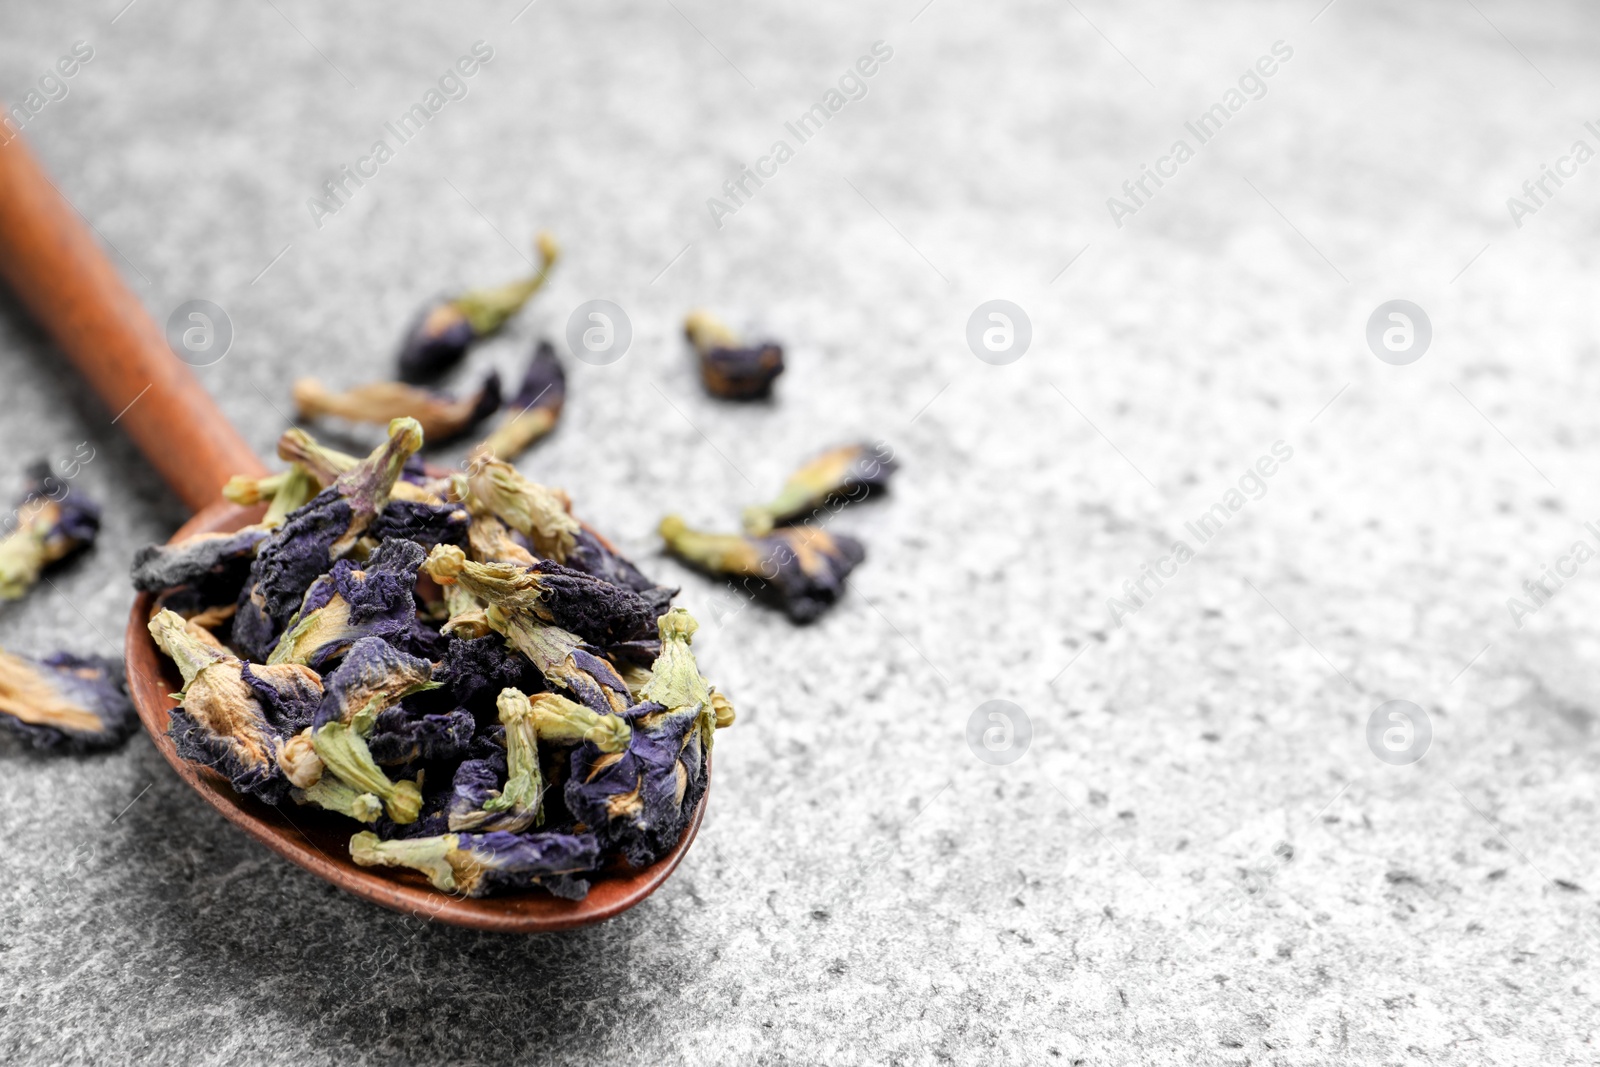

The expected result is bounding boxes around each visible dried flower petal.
[367,500,471,551]
[232,419,424,660]
[478,340,566,460]
[275,429,439,504]
[565,699,704,869]
[466,513,535,566]
[684,309,784,399]
[397,233,560,382]
[742,442,898,534]
[464,456,579,561]
[293,372,502,444]
[0,463,100,601]
[312,636,437,731]
[131,526,271,595]
[658,516,864,622]
[349,828,600,898]
[268,539,428,670]
[417,634,542,715]
[422,545,633,714]
[0,648,136,752]
[149,609,293,801]
[367,705,475,767]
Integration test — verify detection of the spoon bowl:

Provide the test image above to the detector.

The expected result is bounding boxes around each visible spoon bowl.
[124,500,708,932]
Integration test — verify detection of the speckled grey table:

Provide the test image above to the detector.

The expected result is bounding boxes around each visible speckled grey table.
[1,2,1597,1064]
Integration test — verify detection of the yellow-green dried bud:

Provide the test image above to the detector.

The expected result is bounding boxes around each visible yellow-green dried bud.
[349,831,461,892]
[528,691,631,752]
[312,721,423,823]
[294,776,382,823]
[276,727,324,788]
[464,456,578,561]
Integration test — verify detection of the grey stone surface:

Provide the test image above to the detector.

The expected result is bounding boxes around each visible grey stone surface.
[1,1,1598,1063]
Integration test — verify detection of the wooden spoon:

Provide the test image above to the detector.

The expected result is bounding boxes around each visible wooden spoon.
[0,128,707,931]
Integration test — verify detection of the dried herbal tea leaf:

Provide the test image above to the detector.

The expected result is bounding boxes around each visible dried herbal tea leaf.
[658,516,865,622]
[232,418,423,661]
[464,456,579,562]
[0,648,136,752]
[397,232,560,382]
[293,372,502,444]
[684,309,784,400]
[478,340,566,460]
[349,828,600,899]
[743,442,898,534]
[0,463,101,601]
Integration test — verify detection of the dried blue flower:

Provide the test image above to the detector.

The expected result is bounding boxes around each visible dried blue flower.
[311,636,437,731]
[447,688,545,832]
[564,610,729,866]
[565,528,678,620]
[684,309,784,399]
[273,429,441,503]
[412,633,542,716]
[233,418,424,661]
[0,462,101,601]
[397,233,560,382]
[422,545,632,714]
[742,442,898,535]
[367,500,471,551]
[658,516,864,622]
[149,610,322,803]
[349,828,600,899]
[268,538,428,670]
[367,705,476,767]
[478,340,566,460]
[0,648,136,752]
[464,456,580,561]
[131,526,271,595]
[293,371,503,444]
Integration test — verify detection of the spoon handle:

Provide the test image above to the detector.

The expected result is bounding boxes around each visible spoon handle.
[0,129,265,513]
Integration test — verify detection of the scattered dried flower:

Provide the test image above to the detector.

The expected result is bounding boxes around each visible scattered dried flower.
[742,442,898,534]
[0,462,100,601]
[477,340,566,460]
[292,371,502,444]
[684,309,784,399]
[0,648,136,751]
[397,233,560,382]
[658,516,864,621]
